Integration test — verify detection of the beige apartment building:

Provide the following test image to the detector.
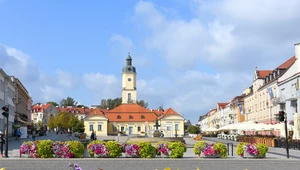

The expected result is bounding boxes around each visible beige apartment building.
[244,57,296,123]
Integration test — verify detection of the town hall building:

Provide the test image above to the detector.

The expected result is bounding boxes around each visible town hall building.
[84,54,184,137]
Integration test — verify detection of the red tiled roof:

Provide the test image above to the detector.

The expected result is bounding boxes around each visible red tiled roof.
[163,108,183,117]
[217,103,229,110]
[106,104,156,122]
[105,113,157,122]
[58,107,90,115]
[87,108,107,117]
[108,104,152,113]
[257,70,272,79]
[277,56,296,69]
[32,104,51,112]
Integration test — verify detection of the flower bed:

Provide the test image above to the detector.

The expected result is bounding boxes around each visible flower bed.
[20,141,39,158]
[123,143,140,157]
[194,141,227,158]
[156,141,170,157]
[87,140,122,158]
[19,140,84,158]
[236,142,268,158]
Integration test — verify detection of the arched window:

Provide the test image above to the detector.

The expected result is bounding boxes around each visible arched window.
[128,93,132,101]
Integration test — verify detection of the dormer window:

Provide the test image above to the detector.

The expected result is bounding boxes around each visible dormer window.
[141,115,145,119]
[129,115,133,119]
[117,115,121,119]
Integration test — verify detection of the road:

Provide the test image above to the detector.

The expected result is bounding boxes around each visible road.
[0,159,299,170]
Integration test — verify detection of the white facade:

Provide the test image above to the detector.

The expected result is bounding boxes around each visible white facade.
[277,43,300,122]
[0,69,15,136]
[220,105,232,127]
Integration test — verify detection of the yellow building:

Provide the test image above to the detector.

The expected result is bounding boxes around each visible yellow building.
[83,54,184,137]
[84,109,108,136]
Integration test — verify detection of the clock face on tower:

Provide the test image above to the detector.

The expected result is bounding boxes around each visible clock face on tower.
[128,78,131,82]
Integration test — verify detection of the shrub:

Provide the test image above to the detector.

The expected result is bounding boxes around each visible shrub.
[156,141,170,156]
[137,142,156,158]
[168,141,186,158]
[193,141,207,156]
[87,140,105,157]
[67,141,84,158]
[213,142,227,158]
[188,125,200,134]
[236,142,248,156]
[236,142,268,157]
[37,140,53,158]
[105,141,123,158]
[255,143,269,157]
[20,141,39,158]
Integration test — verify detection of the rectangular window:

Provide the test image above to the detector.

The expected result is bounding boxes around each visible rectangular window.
[121,126,124,132]
[98,124,102,131]
[81,116,83,119]
[89,125,94,131]
[137,126,141,132]
[175,124,179,131]
[167,126,171,131]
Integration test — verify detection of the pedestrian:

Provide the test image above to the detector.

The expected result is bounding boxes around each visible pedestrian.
[0,130,4,157]
[32,129,36,141]
[94,131,97,140]
[17,128,21,141]
[90,131,95,141]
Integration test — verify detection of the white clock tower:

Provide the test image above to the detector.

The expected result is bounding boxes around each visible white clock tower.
[122,53,137,104]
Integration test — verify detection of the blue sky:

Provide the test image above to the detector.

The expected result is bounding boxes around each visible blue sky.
[1,0,300,124]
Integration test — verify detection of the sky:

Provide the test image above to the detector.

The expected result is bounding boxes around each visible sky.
[1,0,300,124]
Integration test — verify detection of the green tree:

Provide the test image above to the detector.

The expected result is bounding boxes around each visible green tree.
[187,125,200,134]
[56,112,72,129]
[47,116,57,129]
[99,97,148,109]
[137,100,148,108]
[37,121,43,129]
[76,120,85,133]
[69,115,80,131]
[60,97,78,107]
[47,101,59,107]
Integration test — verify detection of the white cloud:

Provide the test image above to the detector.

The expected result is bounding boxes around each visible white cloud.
[55,69,79,89]
[83,72,121,100]
[109,34,134,57]
[39,85,65,102]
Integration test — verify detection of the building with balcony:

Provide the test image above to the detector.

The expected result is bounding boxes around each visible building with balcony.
[0,69,15,136]
[277,43,300,122]
[31,103,59,126]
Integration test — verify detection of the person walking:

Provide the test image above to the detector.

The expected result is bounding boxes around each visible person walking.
[32,129,36,141]
[0,130,4,157]
[90,131,95,141]
[16,128,21,141]
[94,131,97,140]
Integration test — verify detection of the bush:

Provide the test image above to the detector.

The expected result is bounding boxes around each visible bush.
[236,142,268,157]
[105,141,123,158]
[168,141,186,158]
[137,142,156,158]
[87,140,105,157]
[37,140,53,158]
[188,125,200,134]
[213,142,227,158]
[193,141,207,156]
[193,141,227,158]
[67,141,84,158]
[236,142,247,156]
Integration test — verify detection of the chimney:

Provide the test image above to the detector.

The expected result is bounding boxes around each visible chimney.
[295,43,300,59]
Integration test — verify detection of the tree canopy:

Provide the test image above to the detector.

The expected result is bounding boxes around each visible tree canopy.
[187,125,200,134]
[47,112,85,133]
[99,97,149,109]
[47,101,59,107]
[60,97,78,107]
